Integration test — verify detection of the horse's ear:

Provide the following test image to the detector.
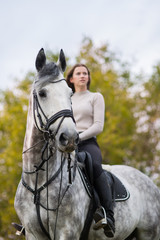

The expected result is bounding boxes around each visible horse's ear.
[57,49,66,72]
[35,48,46,72]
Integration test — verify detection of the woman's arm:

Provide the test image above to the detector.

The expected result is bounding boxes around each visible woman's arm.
[79,93,105,141]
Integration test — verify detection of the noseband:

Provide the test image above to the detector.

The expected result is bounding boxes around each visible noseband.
[33,78,75,137]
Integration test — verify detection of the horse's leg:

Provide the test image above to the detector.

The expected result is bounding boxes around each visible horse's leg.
[136,228,160,240]
[25,231,49,240]
[25,232,36,240]
[125,229,137,240]
[124,227,160,240]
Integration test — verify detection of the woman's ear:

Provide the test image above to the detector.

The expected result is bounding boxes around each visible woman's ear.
[70,77,74,83]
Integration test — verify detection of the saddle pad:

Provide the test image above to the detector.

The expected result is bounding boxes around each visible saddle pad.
[105,171,130,202]
[77,151,130,202]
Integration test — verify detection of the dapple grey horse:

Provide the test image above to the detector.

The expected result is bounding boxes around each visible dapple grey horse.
[14,48,160,240]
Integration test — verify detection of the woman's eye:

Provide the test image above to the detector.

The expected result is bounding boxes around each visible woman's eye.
[39,89,47,98]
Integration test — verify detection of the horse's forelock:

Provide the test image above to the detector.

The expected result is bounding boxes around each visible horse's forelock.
[34,62,61,89]
[39,62,59,78]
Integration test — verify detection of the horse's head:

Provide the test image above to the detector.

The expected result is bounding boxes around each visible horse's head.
[33,48,79,152]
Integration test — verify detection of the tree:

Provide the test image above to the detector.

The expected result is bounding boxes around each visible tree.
[0,74,32,238]
[132,64,160,185]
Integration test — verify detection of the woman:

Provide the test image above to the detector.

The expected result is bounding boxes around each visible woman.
[66,64,115,238]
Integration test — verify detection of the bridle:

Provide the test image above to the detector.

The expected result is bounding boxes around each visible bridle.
[33,78,75,136]
[22,78,77,239]
[23,78,76,174]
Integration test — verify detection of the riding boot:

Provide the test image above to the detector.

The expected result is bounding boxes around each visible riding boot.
[93,171,115,238]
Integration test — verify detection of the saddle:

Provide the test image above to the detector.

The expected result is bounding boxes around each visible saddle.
[77,151,130,202]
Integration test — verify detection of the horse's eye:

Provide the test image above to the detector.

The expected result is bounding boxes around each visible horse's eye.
[39,89,47,98]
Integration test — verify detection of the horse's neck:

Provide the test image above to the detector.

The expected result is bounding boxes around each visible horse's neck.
[22,100,60,186]
[22,100,43,169]
[23,125,62,186]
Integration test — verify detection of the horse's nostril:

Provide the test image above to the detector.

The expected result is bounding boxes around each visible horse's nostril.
[59,133,69,146]
[59,132,79,149]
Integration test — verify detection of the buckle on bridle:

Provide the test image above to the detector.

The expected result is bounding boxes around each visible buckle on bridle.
[43,130,53,142]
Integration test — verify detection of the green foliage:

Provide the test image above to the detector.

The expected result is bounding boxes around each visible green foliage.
[0,37,160,237]
[132,64,160,183]
[0,75,32,238]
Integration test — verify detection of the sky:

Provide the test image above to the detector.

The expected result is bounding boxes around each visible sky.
[1,0,160,90]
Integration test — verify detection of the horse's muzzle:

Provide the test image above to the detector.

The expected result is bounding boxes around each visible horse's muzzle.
[58,131,79,152]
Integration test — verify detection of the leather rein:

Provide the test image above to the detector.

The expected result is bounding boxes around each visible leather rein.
[22,78,77,239]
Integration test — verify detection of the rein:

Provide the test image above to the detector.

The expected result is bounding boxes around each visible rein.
[22,154,74,240]
[22,78,77,239]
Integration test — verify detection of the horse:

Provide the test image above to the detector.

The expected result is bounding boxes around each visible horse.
[14,48,160,240]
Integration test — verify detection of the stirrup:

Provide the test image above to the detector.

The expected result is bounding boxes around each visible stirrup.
[93,206,107,230]
[12,223,25,236]
[16,227,25,236]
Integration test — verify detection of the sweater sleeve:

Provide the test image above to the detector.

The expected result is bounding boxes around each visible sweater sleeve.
[79,93,105,141]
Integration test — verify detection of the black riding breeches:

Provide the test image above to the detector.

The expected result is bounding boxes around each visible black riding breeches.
[78,137,103,179]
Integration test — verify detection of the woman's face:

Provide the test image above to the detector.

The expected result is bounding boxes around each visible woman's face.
[70,66,89,91]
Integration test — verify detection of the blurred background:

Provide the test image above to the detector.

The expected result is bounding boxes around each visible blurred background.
[0,0,160,238]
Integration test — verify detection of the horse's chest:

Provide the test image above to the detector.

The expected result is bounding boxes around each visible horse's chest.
[15,174,90,239]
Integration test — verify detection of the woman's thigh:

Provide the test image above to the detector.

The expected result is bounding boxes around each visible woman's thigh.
[78,139,103,178]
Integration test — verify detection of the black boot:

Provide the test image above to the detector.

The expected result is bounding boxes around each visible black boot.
[93,171,115,238]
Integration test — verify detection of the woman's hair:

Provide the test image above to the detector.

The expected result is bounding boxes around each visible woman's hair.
[66,64,91,93]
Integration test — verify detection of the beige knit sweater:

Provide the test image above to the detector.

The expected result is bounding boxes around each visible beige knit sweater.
[71,90,105,141]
